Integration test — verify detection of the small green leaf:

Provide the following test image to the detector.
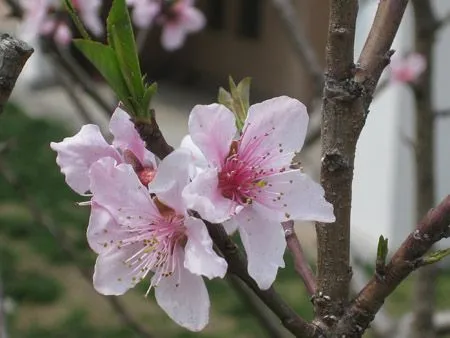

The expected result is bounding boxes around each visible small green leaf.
[218,87,233,110]
[421,248,450,266]
[107,0,145,112]
[375,235,389,274]
[236,77,251,111]
[64,0,92,40]
[73,40,132,110]
[142,83,158,116]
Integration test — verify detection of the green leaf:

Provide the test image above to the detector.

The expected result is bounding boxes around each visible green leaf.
[64,0,91,40]
[376,235,389,273]
[421,248,450,266]
[107,0,145,111]
[236,77,251,111]
[73,40,131,110]
[218,87,233,110]
[142,83,158,115]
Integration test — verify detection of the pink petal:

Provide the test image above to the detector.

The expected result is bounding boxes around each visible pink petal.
[131,0,160,28]
[184,217,227,279]
[183,168,240,223]
[109,107,155,167]
[406,53,427,79]
[50,124,121,195]
[188,103,236,168]
[93,243,149,295]
[161,24,186,51]
[180,7,206,33]
[155,246,210,331]
[54,23,73,46]
[89,158,159,227]
[237,209,286,290]
[255,170,335,223]
[147,148,192,214]
[180,135,208,172]
[240,96,308,170]
[87,204,127,254]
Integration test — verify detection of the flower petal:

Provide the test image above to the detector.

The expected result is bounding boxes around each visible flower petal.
[155,247,210,331]
[180,135,208,172]
[130,0,160,28]
[183,168,239,223]
[110,107,156,168]
[239,96,308,170]
[188,103,236,168]
[89,157,159,227]
[184,216,227,279]
[87,203,126,254]
[256,170,335,223]
[148,148,193,214]
[237,209,286,290]
[93,243,148,295]
[161,24,186,51]
[181,7,206,32]
[50,124,120,195]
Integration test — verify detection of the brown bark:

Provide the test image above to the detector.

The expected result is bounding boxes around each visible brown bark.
[314,0,361,324]
[411,1,438,337]
[0,34,33,114]
[334,195,450,337]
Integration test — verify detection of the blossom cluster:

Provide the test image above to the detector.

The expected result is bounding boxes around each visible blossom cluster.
[126,0,205,51]
[51,96,335,331]
[19,0,103,45]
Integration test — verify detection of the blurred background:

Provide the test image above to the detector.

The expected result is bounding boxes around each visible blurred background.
[1,0,450,337]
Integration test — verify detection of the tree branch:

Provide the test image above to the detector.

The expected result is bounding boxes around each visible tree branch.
[282,221,316,296]
[0,34,33,114]
[314,0,360,324]
[334,195,450,336]
[270,0,324,96]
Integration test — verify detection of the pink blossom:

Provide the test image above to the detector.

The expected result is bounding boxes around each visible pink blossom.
[73,0,104,36]
[87,149,227,331]
[183,96,335,289]
[51,107,156,195]
[127,0,206,51]
[390,53,427,83]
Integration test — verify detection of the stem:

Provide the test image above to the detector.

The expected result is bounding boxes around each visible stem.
[335,195,450,336]
[0,34,33,114]
[314,0,360,324]
[282,221,316,296]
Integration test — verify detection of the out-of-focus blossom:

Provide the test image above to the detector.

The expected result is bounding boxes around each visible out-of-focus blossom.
[87,150,227,331]
[51,107,156,195]
[127,0,206,51]
[183,96,335,289]
[390,53,427,84]
[19,0,103,45]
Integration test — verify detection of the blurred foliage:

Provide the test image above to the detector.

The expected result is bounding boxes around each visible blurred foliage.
[1,103,450,338]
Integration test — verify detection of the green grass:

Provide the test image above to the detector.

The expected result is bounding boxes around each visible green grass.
[2,103,450,337]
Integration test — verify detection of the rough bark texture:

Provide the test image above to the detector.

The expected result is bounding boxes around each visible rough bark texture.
[411,1,438,337]
[334,195,450,337]
[0,34,33,114]
[314,0,361,325]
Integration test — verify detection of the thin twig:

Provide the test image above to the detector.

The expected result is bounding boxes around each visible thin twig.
[282,221,316,296]
[0,158,155,338]
[0,34,33,114]
[270,0,323,96]
[335,195,450,336]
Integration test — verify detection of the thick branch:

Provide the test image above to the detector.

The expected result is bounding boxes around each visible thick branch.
[270,0,324,96]
[314,0,360,324]
[0,34,33,114]
[282,221,316,296]
[335,195,450,336]
[355,0,408,108]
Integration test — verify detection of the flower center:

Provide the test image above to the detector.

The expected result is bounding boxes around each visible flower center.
[218,141,266,205]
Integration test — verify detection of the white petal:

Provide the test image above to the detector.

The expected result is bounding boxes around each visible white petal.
[256,170,335,223]
[87,204,126,254]
[237,209,286,290]
[180,135,208,172]
[184,217,227,279]
[93,243,148,295]
[240,96,308,170]
[188,103,236,168]
[181,7,206,32]
[50,124,120,195]
[183,168,239,223]
[161,24,186,51]
[155,248,210,331]
[110,107,156,168]
[148,148,193,214]
[89,157,159,227]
